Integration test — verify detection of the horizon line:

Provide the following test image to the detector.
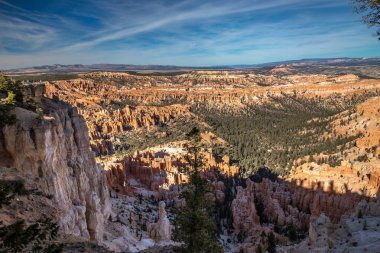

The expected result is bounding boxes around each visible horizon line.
[3,55,380,71]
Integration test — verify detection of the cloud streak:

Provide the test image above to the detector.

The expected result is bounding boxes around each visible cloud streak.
[0,0,378,68]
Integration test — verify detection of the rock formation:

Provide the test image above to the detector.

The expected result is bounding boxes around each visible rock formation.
[0,97,111,242]
[231,179,260,233]
[104,143,238,197]
[84,104,191,156]
[286,199,380,252]
[148,201,172,242]
[227,175,376,253]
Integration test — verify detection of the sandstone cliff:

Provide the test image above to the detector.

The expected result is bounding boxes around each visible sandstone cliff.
[0,98,111,242]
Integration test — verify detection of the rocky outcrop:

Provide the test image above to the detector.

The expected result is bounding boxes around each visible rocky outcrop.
[83,104,190,155]
[228,176,376,253]
[148,201,172,242]
[84,104,190,136]
[104,143,238,196]
[230,176,373,241]
[255,178,369,229]
[21,81,45,103]
[214,181,226,204]
[286,200,380,252]
[231,179,260,233]
[104,160,130,194]
[0,99,111,242]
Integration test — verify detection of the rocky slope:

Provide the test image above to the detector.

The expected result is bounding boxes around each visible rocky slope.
[285,199,380,253]
[0,94,110,244]
[226,176,376,252]
[226,95,380,252]
[288,96,380,198]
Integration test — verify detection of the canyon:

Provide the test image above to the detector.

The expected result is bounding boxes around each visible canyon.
[45,72,379,112]
[1,68,380,252]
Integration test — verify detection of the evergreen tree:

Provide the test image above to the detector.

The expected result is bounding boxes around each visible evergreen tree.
[0,219,62,253]
[0,182,15,207]
[267,232,276,253]
[0,75,8,92]
[0,74,23,127]
[286,225,297,242]
[5,91,17,106]
[0,180,62,253]
[173,127,222,253]
[353,0,380,40]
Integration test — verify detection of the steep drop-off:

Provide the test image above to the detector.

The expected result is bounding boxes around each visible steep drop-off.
[0,96,111,243]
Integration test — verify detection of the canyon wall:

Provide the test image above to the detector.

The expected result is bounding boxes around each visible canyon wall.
[84,104,191,155]
[0,98,111,242]
[104,144,238,196]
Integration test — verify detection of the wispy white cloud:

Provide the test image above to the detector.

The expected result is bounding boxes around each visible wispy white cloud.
[63,0,316,50]
[0,17,56,52]
[0,1,60,52]
[0,0,377,68]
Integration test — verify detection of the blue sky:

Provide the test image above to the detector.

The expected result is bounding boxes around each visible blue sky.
[0,0,378,69]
